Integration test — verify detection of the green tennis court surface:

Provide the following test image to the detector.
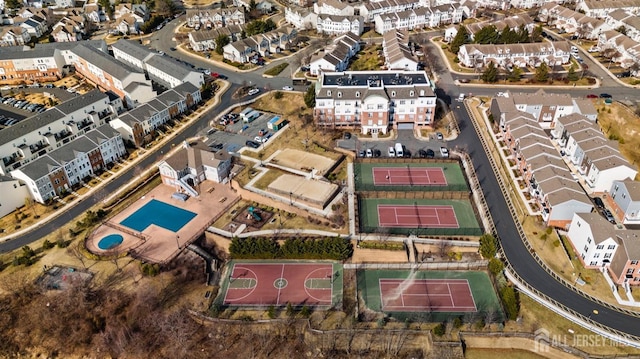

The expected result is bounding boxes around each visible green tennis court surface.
[354,161,468,192]
[357,270,503,322]
[359,198,482,236]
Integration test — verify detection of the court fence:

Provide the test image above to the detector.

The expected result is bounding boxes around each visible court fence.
[344,261,487,270]
[358,225,483,237]
[358,190,470,199]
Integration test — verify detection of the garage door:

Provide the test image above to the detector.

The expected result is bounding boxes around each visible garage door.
[397,123,414,130]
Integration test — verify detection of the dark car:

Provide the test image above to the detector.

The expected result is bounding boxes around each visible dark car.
[245,140,260,149]
[403,150,411,158]
[603,209,615,223]
[344,132,351,140]
[210,143,224,150]
[170,47,176,51]
[373,149,381,157]
[418,149,428,158]
[586,94,598,99]
[426,149,435,158]
[600,93,612,98]
[594,197,605,209]
[458,78,470,83]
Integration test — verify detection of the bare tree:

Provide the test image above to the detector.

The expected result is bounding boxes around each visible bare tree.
[67,243,89,269]
[438,239,451,258]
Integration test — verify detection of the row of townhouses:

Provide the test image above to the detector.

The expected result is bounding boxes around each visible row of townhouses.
[185,7,245,29]
[538,3,610,40]
[575,0,640,19]
[112,3,149,35]
[314,71,437,134]
[317,14,364,36]
[222,26,297,63]
[373,4,463,34]
[604,9,640,43]
[598,30,640,70]
[188,25,244,52]
[382,29,420,71]
[309,32,361,75]
[463,14,535,41]
[458,41,572,69]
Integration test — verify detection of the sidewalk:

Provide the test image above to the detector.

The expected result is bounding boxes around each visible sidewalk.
[0,81,231,243]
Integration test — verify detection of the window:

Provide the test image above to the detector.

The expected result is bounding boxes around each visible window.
[356,91,360,98]
[410,90,414,96]
[608,245,616,249]
[587,237,592,244]
[628,269,634,274]
[590,261,597,266]
[596,244,604,249]
[399,100,405,105]
[337,92,342,98]
[584,245,588,252]
[632,260,639,265]
[391,91,396,97]
[593,253,600,258]
[604,253,612,259]
[377,104,383,110]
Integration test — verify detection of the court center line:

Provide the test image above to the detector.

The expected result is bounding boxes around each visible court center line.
[446,283,453,307]
[276,264,285,305]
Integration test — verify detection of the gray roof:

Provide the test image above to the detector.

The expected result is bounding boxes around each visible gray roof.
[47,136,98,164]
[0,108,65,145]
[16,155,61,180]
[56,89,107,115]
[111,39,155,62]
[575,212,616,244]
[144,54,197,81]
[155,89,184,106]
[0,47,56,61]
[84,124,121,145]
[71,44,143,81]
[173,82,199,96]
[35,39,107,52]
[127,103,157,122]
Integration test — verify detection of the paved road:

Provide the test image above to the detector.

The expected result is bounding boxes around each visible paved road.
[2,18,640,342]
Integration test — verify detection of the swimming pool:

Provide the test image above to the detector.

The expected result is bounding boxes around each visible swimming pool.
[98,234,124,250]
[119,199,197,232]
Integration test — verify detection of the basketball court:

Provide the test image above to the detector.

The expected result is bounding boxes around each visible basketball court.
[218,262,342,308]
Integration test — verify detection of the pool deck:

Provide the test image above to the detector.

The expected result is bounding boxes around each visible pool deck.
[87,180,240,263]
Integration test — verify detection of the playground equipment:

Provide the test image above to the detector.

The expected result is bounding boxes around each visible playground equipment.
[247,206,262,222]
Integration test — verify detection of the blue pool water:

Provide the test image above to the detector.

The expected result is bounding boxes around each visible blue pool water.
[98,234,124,250]
[119,199,197,232]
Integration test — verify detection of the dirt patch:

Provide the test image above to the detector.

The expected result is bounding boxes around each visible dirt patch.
[271,148,337,175]
[352,240,408,263]
[251,92,311,118]
[596,101,640,172]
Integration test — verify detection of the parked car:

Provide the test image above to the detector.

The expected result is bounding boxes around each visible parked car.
[600,93,612,98]
[206,128,217,135]
[603,209,615,223]
[344,132,351,140]
[388,147,395,157]
[426,149,435,158]
[254,136,267,143]
[282,86,294,91]
[366,148,373,158]
[586,94,598,99]
[440,147,449,157]
[248,88,260,96]
[245,140,260,149]
[373,149,381,158]
[210,143,224,150]
[258,129,268,136]
[358,149,365,157]
[436,132,443,140]
[594,197,605,209]
[418,149,428,158]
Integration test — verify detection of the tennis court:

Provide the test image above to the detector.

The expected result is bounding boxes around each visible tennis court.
[359,198,481,236]
[380,279,476,312]
[378,204,459,228]
[215,261,343,308]
[354,161,467,192]
[372,167,447,186]
[358,270,503,321]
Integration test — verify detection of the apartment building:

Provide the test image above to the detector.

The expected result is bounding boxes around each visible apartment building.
[111,39,155,70]
[10,125,126,203]
[0,46,65,85]
[458,41,571,69]
[69,44,156,107]
[285,7,318,30]
[0,176,30,219]
[314,71,436,134]
[538,3,610,39]
[188,25,244,52]
[359,0,420,23]
[144,55,205,90]
[313,0,355,16]
[316,14,364,36]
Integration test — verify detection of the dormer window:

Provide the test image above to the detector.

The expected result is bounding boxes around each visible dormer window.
[327,90,331,96]
[420,90,425,96]
[337,92,342,98]
[410,90,414,96]
[356,91,360,97]
[391,91,396,97]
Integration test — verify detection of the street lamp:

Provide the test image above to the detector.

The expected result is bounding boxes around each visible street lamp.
[175,234,180,250]
[289,191,293,205]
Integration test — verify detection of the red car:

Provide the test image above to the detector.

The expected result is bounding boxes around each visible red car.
[586,94,598,99]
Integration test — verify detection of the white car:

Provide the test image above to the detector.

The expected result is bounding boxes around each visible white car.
[366,149,373,158]
[254,136,268,143]
[388,147,395,157]
[248,88,260,96]
[282,86,294,91]
[440,147,449,157]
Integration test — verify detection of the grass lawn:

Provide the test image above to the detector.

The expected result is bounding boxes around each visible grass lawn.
[596,101,640,173]
[349,45,383,71]
[264,63,289,76]
[251,169,284,190]
[251,92,311,118]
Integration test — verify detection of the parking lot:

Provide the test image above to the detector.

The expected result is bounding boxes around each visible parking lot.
[337,130,450,159]
[203,108,281,153]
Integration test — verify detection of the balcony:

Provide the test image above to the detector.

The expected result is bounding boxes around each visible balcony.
[29,142,49,153]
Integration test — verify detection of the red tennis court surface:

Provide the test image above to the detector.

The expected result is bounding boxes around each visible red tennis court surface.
[223,263,334,307]
[379,279,477,312]
[377,204,459,228]
[372,167,447,186]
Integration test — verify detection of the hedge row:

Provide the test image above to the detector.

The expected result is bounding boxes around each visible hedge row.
[230,236,353,261]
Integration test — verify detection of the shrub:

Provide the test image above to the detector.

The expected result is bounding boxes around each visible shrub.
[300,305,311,318]
[500,286,519,320]
[488,257,504,275]
[453,316,463,329]
[267,305,276,319]
[274,91,283,100]
[433,322,446,336]
[453,56,460,63]
[553,240,561,247]
[42,240,55,250]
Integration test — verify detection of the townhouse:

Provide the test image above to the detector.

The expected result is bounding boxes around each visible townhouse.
[10,125,126,203]
[314,71,437,134]
[115,14,140,35]
[69,44,156,107]
[188,25,244,52]
[566,212,640,286]
[458,41,571,70]
[605,10,640,43]
[576,0,640,19]
[538,3,610,39]
[234,0,273,13]
[465,14,535,41]
[0,90,117,176]
[285,6,318,30]
[18,16,48,38]
[495,110,593,227]
[382,30,420,71]
[359,0,420,23]
[509,0,546,9]
[314,0,355,16]
[309,32,361,75]
[286,0,312,8]
[610,180,640,225]
[0,46,65,84]
[109,82,201,147]
[373,4,462,34]
[223,27,297,64]
[0,176,30,219]
[598,30,640,69]
[0,26,31,47]
[158,141,232,197]
[83,3,106,23]
[509,90,575,127]
[111,39,156,70]
[316,14,364,36]
[185,8,245,29]
[114,3,149,25]
[51,15,86,42]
